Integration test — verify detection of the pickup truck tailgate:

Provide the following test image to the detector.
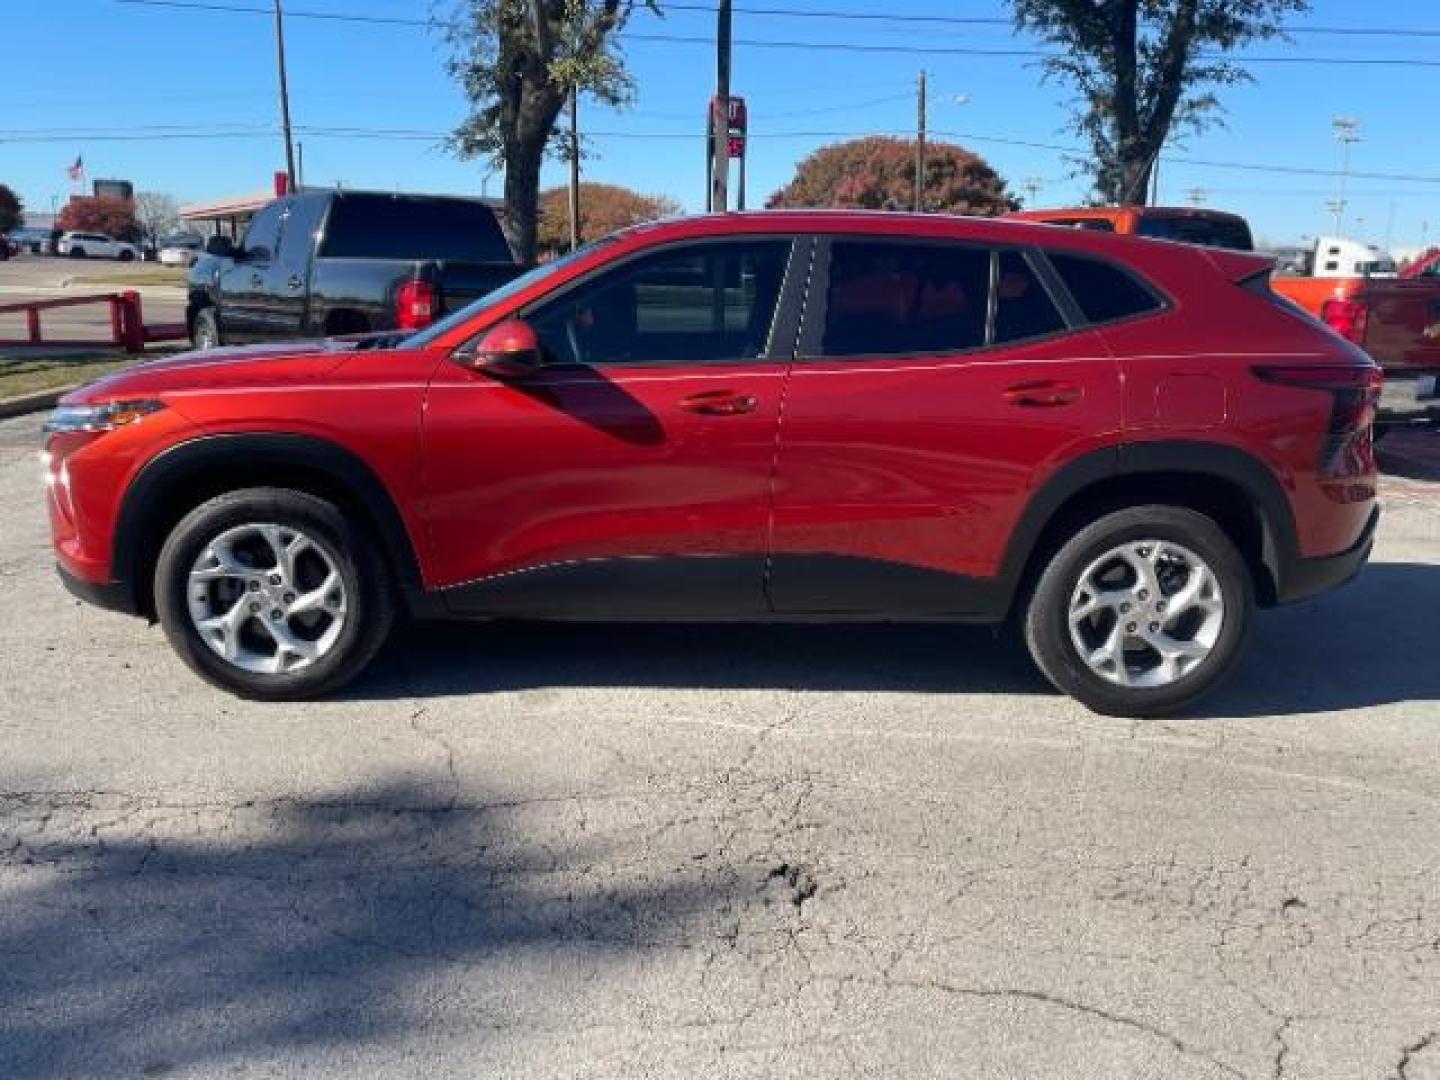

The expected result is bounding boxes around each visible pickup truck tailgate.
[1361,278,1440,421]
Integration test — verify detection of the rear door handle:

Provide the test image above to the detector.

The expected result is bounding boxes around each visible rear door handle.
[679,390,759,416]
[1004,380,1083,408]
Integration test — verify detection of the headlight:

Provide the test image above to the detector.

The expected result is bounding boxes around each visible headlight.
[43,400,165,434]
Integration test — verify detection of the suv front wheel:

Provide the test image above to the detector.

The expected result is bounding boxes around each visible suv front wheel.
[154,488,394,699]
[1024,505,1254,717]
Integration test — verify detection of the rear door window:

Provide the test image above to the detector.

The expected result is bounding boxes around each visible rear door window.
[320,195,512,262]
[276,196,326,273]
[1047,253,1163,325]
[241,202,285,262]
[821,240,990,357]
[993,251,1066,343]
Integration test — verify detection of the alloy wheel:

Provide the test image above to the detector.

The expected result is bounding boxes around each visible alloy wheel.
[186,523,348,674]
[1067,539,1226,688]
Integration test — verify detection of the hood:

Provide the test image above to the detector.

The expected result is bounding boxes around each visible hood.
[63,337,368,404]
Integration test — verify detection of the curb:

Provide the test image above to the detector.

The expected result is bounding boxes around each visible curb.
[0,385,76,420]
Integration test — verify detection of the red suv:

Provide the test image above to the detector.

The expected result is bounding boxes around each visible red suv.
[43,212,1380,716]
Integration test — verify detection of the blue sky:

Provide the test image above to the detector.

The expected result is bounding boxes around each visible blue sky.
[5,0,1437,248]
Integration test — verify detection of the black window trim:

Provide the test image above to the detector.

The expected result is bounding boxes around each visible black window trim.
[796,234,1083,363]
[1036,247,1173,331]
[495,233,814,370]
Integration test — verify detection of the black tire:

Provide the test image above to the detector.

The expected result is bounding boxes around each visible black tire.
[118,248,134,262]
[154,488,395,700]
[191,307,221,350]
[69,247,86,259]
[1023,505,1254,718]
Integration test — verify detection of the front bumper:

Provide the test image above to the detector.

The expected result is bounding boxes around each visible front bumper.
[1277,506,1378,604]
[57,563,139,616]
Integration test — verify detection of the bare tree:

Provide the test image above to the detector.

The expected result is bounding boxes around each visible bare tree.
[134,191,182,255]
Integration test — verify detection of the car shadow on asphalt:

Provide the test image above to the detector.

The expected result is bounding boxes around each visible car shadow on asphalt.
[1196,561,1440,719]
[345,562,1440,720]
[349,619,1052,700]
[0,779,746,1078]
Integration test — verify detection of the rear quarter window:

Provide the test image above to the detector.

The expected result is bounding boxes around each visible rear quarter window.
[1048,253,1164,325]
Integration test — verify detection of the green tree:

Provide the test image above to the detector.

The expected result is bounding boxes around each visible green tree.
[0,184,23,235]
[438,0,656,264]
[1010,0,1308,204]
[537,182,680,253]
[767,137,1016,217]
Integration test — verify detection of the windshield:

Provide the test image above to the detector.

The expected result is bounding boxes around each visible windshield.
[402,238,617,349]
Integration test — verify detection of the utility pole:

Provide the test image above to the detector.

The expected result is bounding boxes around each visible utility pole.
[297,141,304,188]
[568,88,581,251]
[1185,186,1207,207]
[710,0,732,213]
[1022,176,1043,207]
[273,0,298,192]
[1332,116,1360,238]
[914,70,927,213]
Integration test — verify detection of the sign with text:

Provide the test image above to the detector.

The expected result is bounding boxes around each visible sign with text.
[712,96,747,159]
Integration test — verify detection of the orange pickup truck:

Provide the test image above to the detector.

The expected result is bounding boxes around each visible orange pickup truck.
[1011,206,1440,430]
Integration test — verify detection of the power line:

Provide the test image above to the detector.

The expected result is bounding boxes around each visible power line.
[272,0,1440,39]
[110,0,1440,66]
[9,119,1440,188]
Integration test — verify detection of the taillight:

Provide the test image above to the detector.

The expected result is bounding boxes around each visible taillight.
[1254,364,1383,477]
[395,279,437,330]
[1320,297,1369,344]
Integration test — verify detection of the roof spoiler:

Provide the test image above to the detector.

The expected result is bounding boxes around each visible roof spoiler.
[1203,248,1275,283]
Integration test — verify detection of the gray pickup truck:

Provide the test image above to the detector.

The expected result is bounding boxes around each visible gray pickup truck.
[187,190,524,348]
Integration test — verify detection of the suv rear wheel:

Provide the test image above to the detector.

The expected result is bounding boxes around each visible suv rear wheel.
[1024,505,1254,717]
[154,488,394,699]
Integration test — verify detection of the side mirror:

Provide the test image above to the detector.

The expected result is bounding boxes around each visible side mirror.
[466,319,543,378]
[205,235,236,259]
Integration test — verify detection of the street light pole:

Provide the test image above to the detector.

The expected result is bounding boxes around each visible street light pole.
[273,0,298,192]
[1332,116,1360,238]
[568,87,581,252]
[914,70,926,213]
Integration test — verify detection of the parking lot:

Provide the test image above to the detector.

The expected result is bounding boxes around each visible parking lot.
[2,408,1438,1078]
[0,255,186,353]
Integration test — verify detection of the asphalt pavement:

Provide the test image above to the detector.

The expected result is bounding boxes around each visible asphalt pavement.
[0,255,186,354]
[1,409,1438,1079]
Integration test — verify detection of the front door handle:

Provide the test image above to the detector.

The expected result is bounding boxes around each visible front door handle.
[679,390,759,416]
[1003,380,1083,408]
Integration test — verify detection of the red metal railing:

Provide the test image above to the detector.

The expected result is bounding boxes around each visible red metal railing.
[0,291,187,353]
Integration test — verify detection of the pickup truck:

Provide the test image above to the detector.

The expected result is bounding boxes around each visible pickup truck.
[187,190,524,348]
[1012,205,1440,431]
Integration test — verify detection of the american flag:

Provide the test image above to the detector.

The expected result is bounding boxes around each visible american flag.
[67,155,84,182]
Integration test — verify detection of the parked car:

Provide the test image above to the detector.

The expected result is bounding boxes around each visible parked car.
[9,226,57,254]
[159,237,205,267]
[45,211,1379,716]
[57,232,139,260]
[186,190,524,348]
[0,235,13,260]
[1017,206,1438,432]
